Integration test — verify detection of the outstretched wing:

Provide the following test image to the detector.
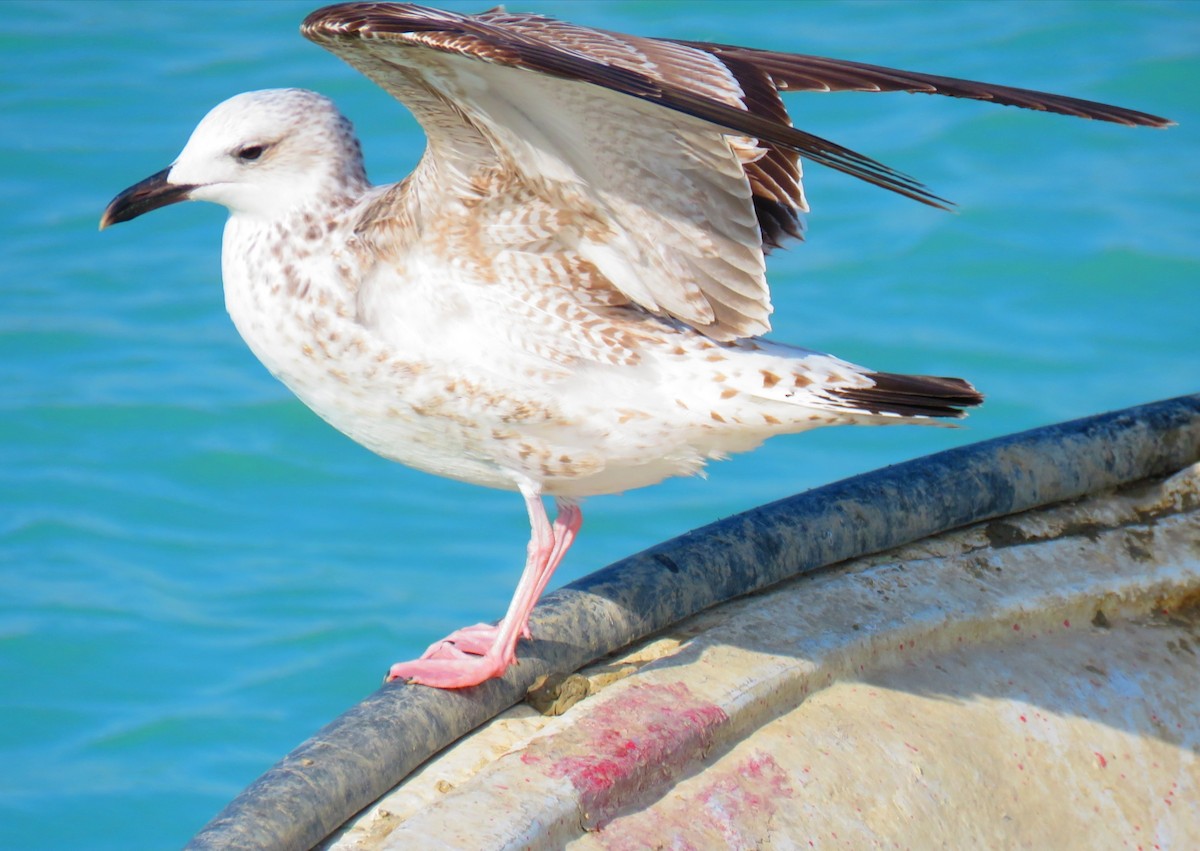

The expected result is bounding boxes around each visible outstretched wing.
[302,2,1169,342]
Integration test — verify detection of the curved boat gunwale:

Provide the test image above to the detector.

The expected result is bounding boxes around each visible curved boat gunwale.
[187,393,1200,851]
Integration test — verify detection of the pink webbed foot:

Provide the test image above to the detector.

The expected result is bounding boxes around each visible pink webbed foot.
[386,649,514,689]
[386,652,513,691]
[387,491,582,690]
[421,622,532,659]
[386,623,522,688]
[421,623,504,658]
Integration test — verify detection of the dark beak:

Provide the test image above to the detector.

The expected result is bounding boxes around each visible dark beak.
[99,167,196,230]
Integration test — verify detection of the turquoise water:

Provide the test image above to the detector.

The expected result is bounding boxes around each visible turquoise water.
[2,1,1196,847]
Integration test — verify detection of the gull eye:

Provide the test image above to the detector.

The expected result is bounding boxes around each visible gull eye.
[235,144,266,162]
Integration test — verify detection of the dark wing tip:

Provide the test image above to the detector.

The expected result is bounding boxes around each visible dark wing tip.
[837,372,985,420]
[679,42,1174,130]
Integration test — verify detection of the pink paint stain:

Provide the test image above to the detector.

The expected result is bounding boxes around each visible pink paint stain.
[521,681,728,827]
[586,750,792,849]
[695,751,794,844]
[1094,752,1108,768]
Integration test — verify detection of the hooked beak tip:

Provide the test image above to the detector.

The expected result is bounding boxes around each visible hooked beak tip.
[101,167,194,230]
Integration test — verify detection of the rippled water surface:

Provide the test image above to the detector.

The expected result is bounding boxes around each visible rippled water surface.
[2,1,1197,847]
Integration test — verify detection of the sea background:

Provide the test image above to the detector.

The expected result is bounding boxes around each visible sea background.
[2,1,1196,847]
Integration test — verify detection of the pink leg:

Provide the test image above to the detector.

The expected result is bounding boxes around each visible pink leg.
[386,488,583,689]
[529,500,581,609]
[511,499,580,641]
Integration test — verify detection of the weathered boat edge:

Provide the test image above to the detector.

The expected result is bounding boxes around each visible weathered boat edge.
[336,460,1199,848]
[184,393,1200,851]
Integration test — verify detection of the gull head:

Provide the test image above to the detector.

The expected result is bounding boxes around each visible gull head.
[101,88,368,229]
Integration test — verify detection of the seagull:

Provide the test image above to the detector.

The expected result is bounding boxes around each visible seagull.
[100,2,1170,689]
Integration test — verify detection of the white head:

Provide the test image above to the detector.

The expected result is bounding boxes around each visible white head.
[101,88,369,227]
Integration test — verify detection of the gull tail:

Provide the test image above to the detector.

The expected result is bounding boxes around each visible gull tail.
[832,371,984,420]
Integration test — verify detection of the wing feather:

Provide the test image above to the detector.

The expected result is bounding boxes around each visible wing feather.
[302,2,1171,344]
[304,4,944,206]
[305,4,785,339]
[675,42,1173,128]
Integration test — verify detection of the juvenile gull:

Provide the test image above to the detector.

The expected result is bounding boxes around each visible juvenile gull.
[100,2,1170,689]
